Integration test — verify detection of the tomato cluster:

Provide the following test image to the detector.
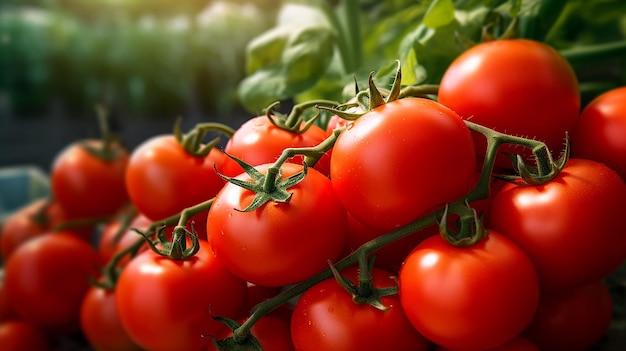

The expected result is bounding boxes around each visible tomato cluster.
[2,38,626,351]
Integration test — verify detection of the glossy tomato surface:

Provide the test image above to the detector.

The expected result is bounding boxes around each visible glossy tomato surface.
[330,97,476,232]
[399,232,539,351]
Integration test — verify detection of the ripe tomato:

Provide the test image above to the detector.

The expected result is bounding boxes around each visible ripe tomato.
[220,115,332,177]
[522,280,612,351]
[4,232,99,334]
[207,162,347,287]
[399,232,539,351]
[438,39,580,168]
[51,139,130,218]
[487,158,626,293]
[0,279,18,322]
[80,286,143,351]
[97,213,151,267]
[206,315,294,351]
[0,320,52,351]
[330,97,476,232]
[572,86,626,180]
[435,336,539,351]
[0,198,51,260]
[115,239,248,351]
[291,265,430,351]
[125,134,228,221]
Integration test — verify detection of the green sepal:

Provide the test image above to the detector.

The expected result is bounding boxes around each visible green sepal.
[207,316,263,351]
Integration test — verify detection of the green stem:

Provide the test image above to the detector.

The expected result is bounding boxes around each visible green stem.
[519,0,569,42]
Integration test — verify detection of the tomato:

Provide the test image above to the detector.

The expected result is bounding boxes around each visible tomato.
[0,320,52,351]
[80,286,143,351]
[207,162,347,287]
[4,232,99,334]
[330,97,476,232]
[51,139,130,218]
[487,158,626,293]
[435,336,539,351]
[220,115,332,177]
[206,315,294,351]
[115,239,248,351]
[125,134,228,221]
[0,279,18,322]
[438,39,580,168]
[522,280,612,351]
[572,86,626,180]
[0,198,51,260]
[399,232,539,351]
[291,265,430,351]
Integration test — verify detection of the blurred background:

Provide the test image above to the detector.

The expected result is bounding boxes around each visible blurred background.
[0,0,278,173]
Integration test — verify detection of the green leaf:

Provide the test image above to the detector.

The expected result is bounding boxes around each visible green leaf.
[401,48,420,85]
[237,67,289,114]
[423,0,456,28]
[282,26,336,88]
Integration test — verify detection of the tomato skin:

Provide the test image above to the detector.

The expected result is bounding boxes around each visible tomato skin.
[125,135,227,221]
[207,163,347,287]
[51,139,130,218]
[0,198,51,260]
[291,266,430,351]
[522,280,612,351]
[330,97,476,232]
[221,116,332,177]
[487,158,626,293]
[206,315,295,351]
[439,39,580,168]
[0,320,52,351]
[572,86,626,180]
[115,239,248,351]
[399,232,539,351]
[80,286,143,351]
[4,232,99,334]
[435,336,539,351]
[97,213,151,267]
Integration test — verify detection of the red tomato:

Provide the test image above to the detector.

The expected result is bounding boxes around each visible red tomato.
[115,239,248,351]
[330,97,476,232]
[572,86,626,180]
[522,280,612,351]
[207,162,347,287]
[290,265,430,351]
[220,115,332,177]
[487,158,626,293]
[438,39,580,168]
[4,232,99,334]
[51,139,129,218]
[0,279,18,322]
[0,320,52,351]
[399,232,540,351]
[206,315,294,351]
[125,134,228,221]
[435,336,539,351]
[0,198,51,260]
[80,286,143,351]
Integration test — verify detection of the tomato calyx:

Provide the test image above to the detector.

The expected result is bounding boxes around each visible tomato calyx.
[438,203,488,247]
[174,118,236,157]
[216,154,308,212]
[81,105,127,162]
[501,136,570,185]
[207,316,263,351]
[328,258,397,311]
[265,99,339,134]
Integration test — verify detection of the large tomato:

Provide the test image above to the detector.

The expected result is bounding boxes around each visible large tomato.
[438,39,580,168]
[80,286,143,351]
[115,239,248,351]
[207,162,347,287]
[125,134,228,221]
[220,115,332,177]
[290,265,430,351]
[399,232,539,351]
[487,158,626,293]
[330,97,476,232]
[3,232,99,334]
[435,336,539,351]
[572,86,626,180]
[51,139,129,218]
[522,280,613,351]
